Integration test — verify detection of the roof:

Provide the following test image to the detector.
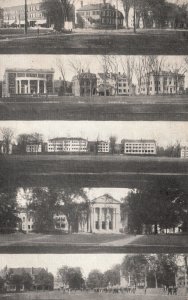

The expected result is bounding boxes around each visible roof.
[148,71,185,77]
[92,194,120,205]
[5,68,55,74]
[48,137,87,142]
[122,139,156,143]
[98,73,117,81]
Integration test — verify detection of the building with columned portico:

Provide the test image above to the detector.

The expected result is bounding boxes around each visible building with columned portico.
[2,68,54,97]
[79,194,124,234]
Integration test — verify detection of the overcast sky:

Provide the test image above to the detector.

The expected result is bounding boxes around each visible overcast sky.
[0,55,187,86]
[17,187,130,207]
[0,121,188,147]
[0,254,125,277]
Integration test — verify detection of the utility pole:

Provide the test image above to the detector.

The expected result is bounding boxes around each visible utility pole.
[24,0,28,35]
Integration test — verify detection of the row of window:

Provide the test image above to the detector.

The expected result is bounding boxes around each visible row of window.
[118,89,129,93]
[125,150,155,153]
[101,17,122,25]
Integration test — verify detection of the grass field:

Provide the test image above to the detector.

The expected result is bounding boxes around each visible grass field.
[1,291,187,300]
[1,154,188,189]
[0,232,188,253]
[1,95,188,121]
[0,29,187,54]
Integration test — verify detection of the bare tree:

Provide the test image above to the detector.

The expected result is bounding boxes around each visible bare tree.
[166,58,187,94]
[0,127,14,154]
[56,57,67,95]
[69,56,90,76]
[98,55,118,96]
[120,56,135,95]
[121,0,134,28]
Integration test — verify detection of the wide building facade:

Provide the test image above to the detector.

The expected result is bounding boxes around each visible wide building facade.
[122,139,157,155]
[2,68,54,97]
[3,1,47,28]
[47,137,88,153]
[72,72,97,97]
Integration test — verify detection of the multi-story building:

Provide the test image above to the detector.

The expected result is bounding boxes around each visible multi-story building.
[19,210,34,233]
[140,71,185,95]
[2,68,54,97]
[122,139,157,155]
[3,1,47,28]
[117,73,131,95]
[97,72,117,96]
[47,137,88,153]
[181,146,188,159]
[26,143,42,153]
[97,140,110,153]
[76,2,124,29]
[72,71,97,97]
[79,194,123,234]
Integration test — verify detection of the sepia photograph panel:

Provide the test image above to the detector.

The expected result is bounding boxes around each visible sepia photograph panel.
[0,0,187,54]
[0,55,188,121]
[0,254,188,299]
[0,120,188,253]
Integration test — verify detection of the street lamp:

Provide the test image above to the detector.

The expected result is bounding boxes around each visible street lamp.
[24,0,28,35]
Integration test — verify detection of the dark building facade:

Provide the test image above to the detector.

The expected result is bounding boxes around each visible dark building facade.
[72,72,97,97]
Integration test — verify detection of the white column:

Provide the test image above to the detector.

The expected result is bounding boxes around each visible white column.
[16,80,18,94]
[44,80,47,94]
[19,80,22,94]
[37,80,40,94]
[28,80,31,94]
[98,208,101,230]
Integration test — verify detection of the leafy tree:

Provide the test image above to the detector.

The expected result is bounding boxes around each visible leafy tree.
[42,0,75,30]
[122,177,188,234]
[35,269,54,291]
[157,141,181,157]
[16,133,43,154]
[0,187,19,231]
[58,266,84,289]
[21,271,33,291]
[0,277,4,292]
[154,254,178,287]
[86,270,104,289]
[27,187,89,233]
[102,265,121,287]
[121,255,148,287]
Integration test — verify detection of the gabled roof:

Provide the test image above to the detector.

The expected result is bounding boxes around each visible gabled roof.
[92,194,120,205]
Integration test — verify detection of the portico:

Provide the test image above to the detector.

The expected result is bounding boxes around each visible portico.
[15,77,47,95]
[79,194,122,234]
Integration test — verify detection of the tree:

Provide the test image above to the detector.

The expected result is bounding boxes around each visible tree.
[109,136,117,155]
[103,265,121,287]
[0,277,4,293]
[86,270,104,289]
[0,187,19,231]
[58,266,84,289]
[121,255,148,287]
[0,127,14,154]
[16,132,43,154]
[121,0,134,28]
[154,254,178,287]
[122,177,188,234]
[42,0,75,30]
[56,57,67,95]
[157,141,181,157]
[27,187,89,233]
[35,269,54,291]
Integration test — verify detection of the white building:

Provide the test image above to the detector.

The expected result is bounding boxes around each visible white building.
[79,194,123,234]
[181,146,188,159]
[26,143,42,153]
[140,71,185,96]
[53,213,69,231]
[122,139,157,155]
[2,68,54,97]
[19,210,34,233]
[117,73,131,95]
[47,137,88,153]
[97,141,110,153]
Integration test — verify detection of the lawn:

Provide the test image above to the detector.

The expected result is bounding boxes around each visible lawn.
[0,232,188,253]
[1,96,188,121]
[1,291,187,300]
[0,30,187,54]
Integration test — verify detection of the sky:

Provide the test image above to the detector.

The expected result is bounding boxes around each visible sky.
[0,254,125,277]
[0,121,188,147]
[0,55,187,87]
[17,187,130,206]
